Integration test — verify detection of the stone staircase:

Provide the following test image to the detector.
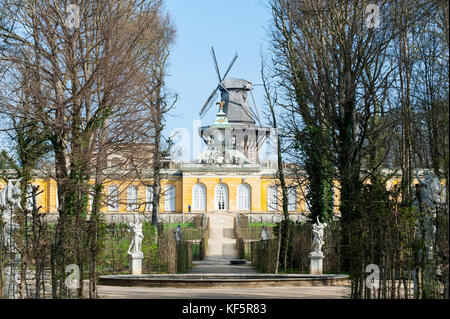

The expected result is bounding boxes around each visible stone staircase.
[188,213,257,274]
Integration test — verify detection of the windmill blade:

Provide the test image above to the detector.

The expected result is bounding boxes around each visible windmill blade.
[200,92,218,119]
[249,87,262,126]
[218,82,230,93]
[221,52,238,80]
[211,47,222,82]
[242,104,258,124]
[199,85,220,117]
[248,106,259,123]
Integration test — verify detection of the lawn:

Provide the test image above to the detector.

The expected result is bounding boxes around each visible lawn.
[249,222,277,227]
[166,222,196,228]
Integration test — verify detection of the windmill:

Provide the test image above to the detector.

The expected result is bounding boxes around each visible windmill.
[197,47,270,165]
[199,47,262,126]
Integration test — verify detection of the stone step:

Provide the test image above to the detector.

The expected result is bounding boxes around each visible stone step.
[229,259,247,265]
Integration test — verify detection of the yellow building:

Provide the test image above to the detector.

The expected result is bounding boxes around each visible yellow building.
[0,166,309,215]
[0,83,312,215]
[1,78,445,217]
[2,170,443,217]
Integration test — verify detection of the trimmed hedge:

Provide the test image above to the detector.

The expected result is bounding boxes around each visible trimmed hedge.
[98,221,205,274]
[249,221,341,274]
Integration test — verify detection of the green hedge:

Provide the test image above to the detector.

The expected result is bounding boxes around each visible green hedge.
[98,221,159,274]
[251,239,279,273]
[249,221,341,274]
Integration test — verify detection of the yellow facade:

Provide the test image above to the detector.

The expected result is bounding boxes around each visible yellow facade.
[1,174,304,214]
[181,176,264,212]
[2,175,445,215]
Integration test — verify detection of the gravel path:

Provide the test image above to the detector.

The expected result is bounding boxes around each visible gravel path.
[95,285,350,299]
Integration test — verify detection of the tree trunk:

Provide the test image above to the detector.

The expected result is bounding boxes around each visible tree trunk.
[152,113,162,239]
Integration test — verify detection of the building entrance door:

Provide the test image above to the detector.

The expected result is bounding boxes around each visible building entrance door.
[215,184,228,210]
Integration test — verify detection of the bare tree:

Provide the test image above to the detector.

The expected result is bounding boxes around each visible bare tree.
[0,0,174,298]
[267,0,440,270]
[261,57,291,273]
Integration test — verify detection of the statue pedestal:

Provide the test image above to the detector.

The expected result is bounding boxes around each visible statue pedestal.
[309,252,324,275]
[129,252,143,275]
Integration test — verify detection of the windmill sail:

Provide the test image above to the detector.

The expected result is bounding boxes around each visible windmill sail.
[198,48,270,165]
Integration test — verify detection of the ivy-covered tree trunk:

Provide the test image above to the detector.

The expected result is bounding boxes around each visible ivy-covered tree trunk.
[298,126,334,223]
[261,64,290,273]
[88,183,104,299]
[152,117,162,229]
[337,97,363,273]
[151,112,162,239]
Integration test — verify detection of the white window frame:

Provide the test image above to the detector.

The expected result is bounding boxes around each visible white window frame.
[26,185,34,211]
[108,185,119,212]
[55,187,59,212]
[165,184,176,212]
[237,184,250,211]
[215,184,228,210]
[303,186,310,212]
[267,186,278,211]
[88,190,93,212]
[146,186,154,212]
[192,184,206,211]
[127,185,138,211]
[288,187,297,211]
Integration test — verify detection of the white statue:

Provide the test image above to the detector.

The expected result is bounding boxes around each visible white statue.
[311,216,327,255]
[0,179,23,218]
[173,224,183,243]
[260,226,270,241]
[0,178,22,298]
[0,179,22,251]
[413,170,443,265]
[414,170,444,209]
[127,213,143,257]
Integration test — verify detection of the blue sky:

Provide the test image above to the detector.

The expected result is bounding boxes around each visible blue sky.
[0,1,274,160]
[163,0,273,159]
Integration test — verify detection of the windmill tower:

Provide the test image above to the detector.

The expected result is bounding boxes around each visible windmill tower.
[197,47,270,164]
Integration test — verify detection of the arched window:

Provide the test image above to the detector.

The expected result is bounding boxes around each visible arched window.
[331,184,335,210]
[267,186,278,211]
[88,188,94,212]
[303,186,310,212]
[237,184,250,210]
[192,184,206,211]
[165,184,176,212]
[288,187,297,211]
[146,186,153,211]
[215,184,228,210]
[26,185,34,211]
[127,185,138,211]
[55,188,59,212]
[108,185,119,211]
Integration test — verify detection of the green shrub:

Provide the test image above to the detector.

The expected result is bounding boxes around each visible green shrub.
[98,220,206,275]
